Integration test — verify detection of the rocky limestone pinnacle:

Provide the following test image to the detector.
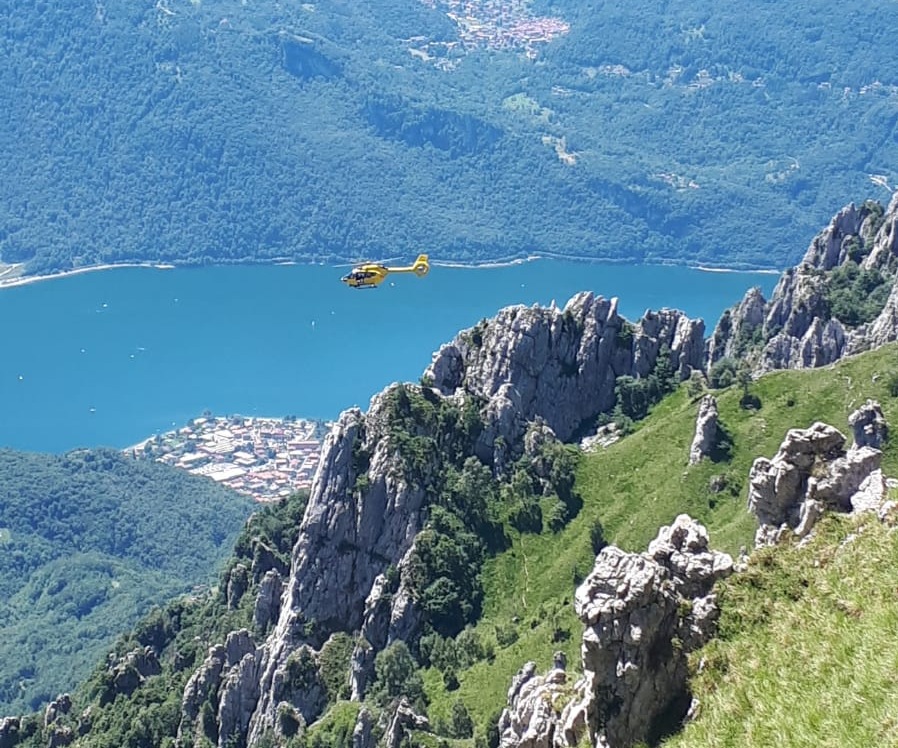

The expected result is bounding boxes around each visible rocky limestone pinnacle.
[499,516,732,748]
[689,395,719,465]
[425,291,704,449]
[706,192,898,374]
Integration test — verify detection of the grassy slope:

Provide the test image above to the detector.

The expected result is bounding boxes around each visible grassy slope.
[424,343,898,733]
[665,514,898,748]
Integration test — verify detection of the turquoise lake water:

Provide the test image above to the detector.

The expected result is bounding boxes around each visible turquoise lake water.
[0,261,777,453]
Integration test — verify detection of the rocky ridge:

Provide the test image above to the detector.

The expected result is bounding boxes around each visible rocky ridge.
[166,290,707,747]
[9,199,898,748]
[426,291,704,457]
[707,192,898,373]
[176,393,438,747]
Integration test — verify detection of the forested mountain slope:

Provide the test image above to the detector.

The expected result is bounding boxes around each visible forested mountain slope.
[4,202,898,746]
[3,0,897,273]
[0,449,254,714]
[3,318,897,748]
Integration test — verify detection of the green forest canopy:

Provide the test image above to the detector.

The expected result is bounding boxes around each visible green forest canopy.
[0,448,254,714]
[2,0,897,274]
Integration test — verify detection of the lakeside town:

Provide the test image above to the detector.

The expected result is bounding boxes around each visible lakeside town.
[411,0,569,65]
[127,415,333,502]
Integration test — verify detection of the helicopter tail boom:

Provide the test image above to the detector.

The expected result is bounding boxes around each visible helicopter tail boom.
[389,254,430,276]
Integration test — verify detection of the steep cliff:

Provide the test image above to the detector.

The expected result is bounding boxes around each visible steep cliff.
[426,291,704,453]
[240,394,434,744]
[707,192,898,373]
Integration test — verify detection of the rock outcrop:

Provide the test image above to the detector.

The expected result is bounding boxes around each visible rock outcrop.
[689,395,719,465]
[253,570,284,633]
[177,630,260,748]
[707,193,898,373]
[849,399,888,449]
[498,516,732,748]
[237,392,434,745]
[865,282,898,348]
[348,553,420,701]
[0,718,21,748]
[96,647,162,704]
[426,291,704,453]
[747,421,885,546]
[226,564,250,609]
[351,707,376,748]
[44,695,71,728]
[384,699,430,748]
[498,660,571,748]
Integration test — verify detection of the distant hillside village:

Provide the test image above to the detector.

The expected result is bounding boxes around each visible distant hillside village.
[127,416,332,502]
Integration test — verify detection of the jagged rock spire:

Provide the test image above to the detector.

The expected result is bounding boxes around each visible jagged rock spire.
[426,291,704,447]
[706,192,898,373]
[498,516,733,748]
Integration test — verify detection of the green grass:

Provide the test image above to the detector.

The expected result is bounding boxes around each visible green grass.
[303,700,361,743]
[582,342,898,555]
[665,513,898,748]
[424,343,898,734]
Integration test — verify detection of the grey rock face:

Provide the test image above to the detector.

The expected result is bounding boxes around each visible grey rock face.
[217,632,263,748]
[476,383,529,471]
[349,548,421,701]
[865,283,898,348]
[522,419,563,491]
[499,516,732,748]
[253,570,284,633]
[385,699,430,748]
[705,288,766,366]
[860,191,898,273]
[571,516,732,748]
[426,292,704,449]
[707,194,898,373]
[44,694,72,727]
[226,563,250,609]
[849,399,889,449]
[352,708,376,748]
[245,389,433,744]
[754,268,848,373]
[178,646,225,745]
[177,630,258,748]
[801,201,869,271]
[278,395,428,637]
[47,726,74,748]
[689,395,719,465]
[0,718,20,748]
[251,541,289,581]
[850,470,891,514]
[498,662,569,748]
[748,421,885,546]
[348,572,392,700]
[103,647,161,701]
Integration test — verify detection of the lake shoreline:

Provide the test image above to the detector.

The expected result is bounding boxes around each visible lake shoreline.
[0,262,176,290]
[0,261,777,453]
[0,256,782,291]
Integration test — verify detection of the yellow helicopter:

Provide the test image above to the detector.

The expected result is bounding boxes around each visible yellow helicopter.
[341,254,430,289]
